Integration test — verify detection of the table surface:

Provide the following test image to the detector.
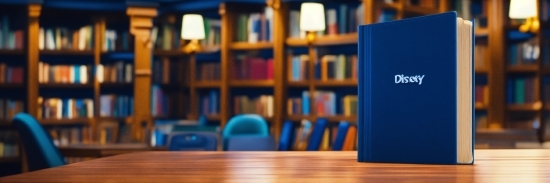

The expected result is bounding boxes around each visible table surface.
[57,143,166,157]
[1,149,549,182]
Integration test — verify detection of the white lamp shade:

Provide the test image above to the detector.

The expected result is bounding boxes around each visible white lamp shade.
[300,3,325,31]
[181,14,205,40]
[509,0,537,18]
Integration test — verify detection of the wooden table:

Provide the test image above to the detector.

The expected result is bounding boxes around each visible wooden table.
[1,149,549,182]
[58,143,166,157]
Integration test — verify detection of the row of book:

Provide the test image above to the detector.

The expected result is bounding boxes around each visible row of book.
[0,131,19,158]
[289,55,310,81]
[200,19,221,46]
[151,85,185,117]
[507,77,536,105]
[38,97,94,119]
[103,29,132,52]
[100,94,134,118]
[320,54,358,81]
[287,94,357,117]
[97,62,133,83]
[153,58,184,84]
[232,56,274,80]
[49,126,93,146]
[39,26,94,51]
[475,84,489,106]
[475,45,487,70]
[233,95,274,117]
[152,18,222,50]
[284,120,356,151]
[197,62,221,81]
[0,63,23,84]
[201,90,219,116]
[0,99,24,121]
[38,62,91,84]
[0,15,24,50]
[288,4,363,38]
[509,39,538,66]
[236,7,273,43]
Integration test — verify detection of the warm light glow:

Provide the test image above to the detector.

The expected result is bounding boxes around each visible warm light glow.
[509,0,537,19]
[181,14,205,40]
[300,3,325,31]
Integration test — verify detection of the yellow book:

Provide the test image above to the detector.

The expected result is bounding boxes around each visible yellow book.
[320,128,330,151]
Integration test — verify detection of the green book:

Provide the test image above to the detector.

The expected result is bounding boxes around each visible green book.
[162,24,171,50]
[203,19,210,44]
[515,78,525,104]
[335,54,346,80]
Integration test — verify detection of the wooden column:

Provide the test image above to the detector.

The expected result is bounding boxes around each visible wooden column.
[188,55,198,119]
[27,4,41,117]
[270,0,285,141]
[362,0,376,24]
[219,3,232,127]
[487,0,505,129]
[127,7,157,141]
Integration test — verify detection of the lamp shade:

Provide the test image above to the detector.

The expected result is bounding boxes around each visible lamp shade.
[181,14,205,40]
[509,0,537,19]
[300,3,325,31]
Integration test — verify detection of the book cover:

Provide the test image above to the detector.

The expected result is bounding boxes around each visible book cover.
[358,12,474,164]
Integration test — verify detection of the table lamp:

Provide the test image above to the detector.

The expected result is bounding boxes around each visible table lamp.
[181,14,205,54]
[300,2,325,44]
[509,0,539,33]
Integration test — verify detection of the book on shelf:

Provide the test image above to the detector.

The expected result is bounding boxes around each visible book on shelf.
[103,29,132,52]
[293,119,312,151]
[38,62,91,84]
[198,62,221,81]
[287,97,303,115]
[474,45,487,69]
[453,0,487,29]
[201,90,219,116]
[305,118,327,151]
[233,95,274,117]
[232,56,274,80]
[151,85,185,117]
[507,77,536,105]
[357,12,473,164]
[0,131,19,158]
[279,120,357,151]
[100,94,134,118]
[509,38,538,66]
[314,91,336,116]
[377,9,397,23]
[289,4,363,38]
[289,54,309,81]
[39,25,94,51]
[0,63,23,84]
[0,15,24,50]
[475,113,488,129]
[97,62,133,83]
[319,54,358,81]
[475,84,489,106]
[342,95,358,116]
[236,7,273,43]
[38,97,94,119]
[0,99,24,121]
[152,58,184,84]
[48,126,93,146]
[201,18,221,47]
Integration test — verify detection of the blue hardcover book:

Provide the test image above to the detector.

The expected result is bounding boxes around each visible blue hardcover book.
[278,120,294,151]
[306,118,328,151]
[331,121,349,151]
[358,12,474,164]
[302,90,310,115]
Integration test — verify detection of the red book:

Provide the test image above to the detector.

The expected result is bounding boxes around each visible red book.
[266,59,274,80]
[249,58,265,80]
[475,85,484,103]
[13,67,24,83]
[14,30,24,50]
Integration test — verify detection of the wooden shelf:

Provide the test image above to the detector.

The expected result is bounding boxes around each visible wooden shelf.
[40,83,94,88]
[230,42,273,50]
[155,83,186,89]
[287,115,314,121]
[403,5,439,15]
[507,65,538,73]
[40,50,94,55]
[381,3,400,10]
[97,117,131,123]
[195,81,221,88]
[230,80,274,87]
[0,49,25,55]
[205,114,221,121]
[475,68,488,74]
[314,80,357,87]
[287,81,309,87]
[39,118,91,125]
[476,28,489,37]
[153,50,184,57]
[507,103,542,111]
[286,33,358,47]
[0,83,25,88]
[286,115,357,122]
[200,45,221,53]
[0,157,20,163]
[100,82,133,88]
[475,103,488,110]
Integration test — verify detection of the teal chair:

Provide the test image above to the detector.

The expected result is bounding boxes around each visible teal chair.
[12,113,65,171]
[222,114,269,150]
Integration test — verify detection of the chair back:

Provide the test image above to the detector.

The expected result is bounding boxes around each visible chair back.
[222,114,269,150]
[227,136,275,151]
[167,132,217,151]
[12,113,65,171]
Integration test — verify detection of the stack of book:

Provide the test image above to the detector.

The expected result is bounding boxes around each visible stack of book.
[341,95,358,116]
[38,62,91,84]
[233,95,274,117]
[236,7,273,43]
[319,54,358,81]
[201,90,219,115]
[507,77,536,105]
[100,94,134,118]
[201,19,221,46]
[198,62,221,81]
[48,126,93,146]
[509,38,538,66]
[0,63,23,84]
[38,97,94,119]
[0,131,19,158]
[475,84,489,106]
[151,23,180,51]
[0,99,24,121]
[290,120,356,151]
[39,25,94,51]
[232,56,274,80]
[475,45,487,69]
[289,55,309,81]
[287,97,303,115]
[103,29,132,51]
[97,62,133,83]
[289,4,363,38]
[152,58,184,84]
[0,15,24,50]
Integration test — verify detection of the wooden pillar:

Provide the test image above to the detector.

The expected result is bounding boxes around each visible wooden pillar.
[487,0,505,129]
[219,3,232,127]
[127,7,157,141]
[270,0,285,141]
[362,0,376,24]
[27,4,41,117]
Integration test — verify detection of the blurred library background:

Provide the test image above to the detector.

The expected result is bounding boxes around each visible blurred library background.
[1,0,550,177]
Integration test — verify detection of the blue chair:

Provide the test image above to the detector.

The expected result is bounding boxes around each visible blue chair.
[227,136,275,151]
[222,114,269,150]
[12,113,65,171]
[167,132,218,151]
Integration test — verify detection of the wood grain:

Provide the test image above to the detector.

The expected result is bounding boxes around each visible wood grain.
[1,150,549,182]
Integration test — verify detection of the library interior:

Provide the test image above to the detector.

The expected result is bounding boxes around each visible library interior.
[0,0,549,181]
